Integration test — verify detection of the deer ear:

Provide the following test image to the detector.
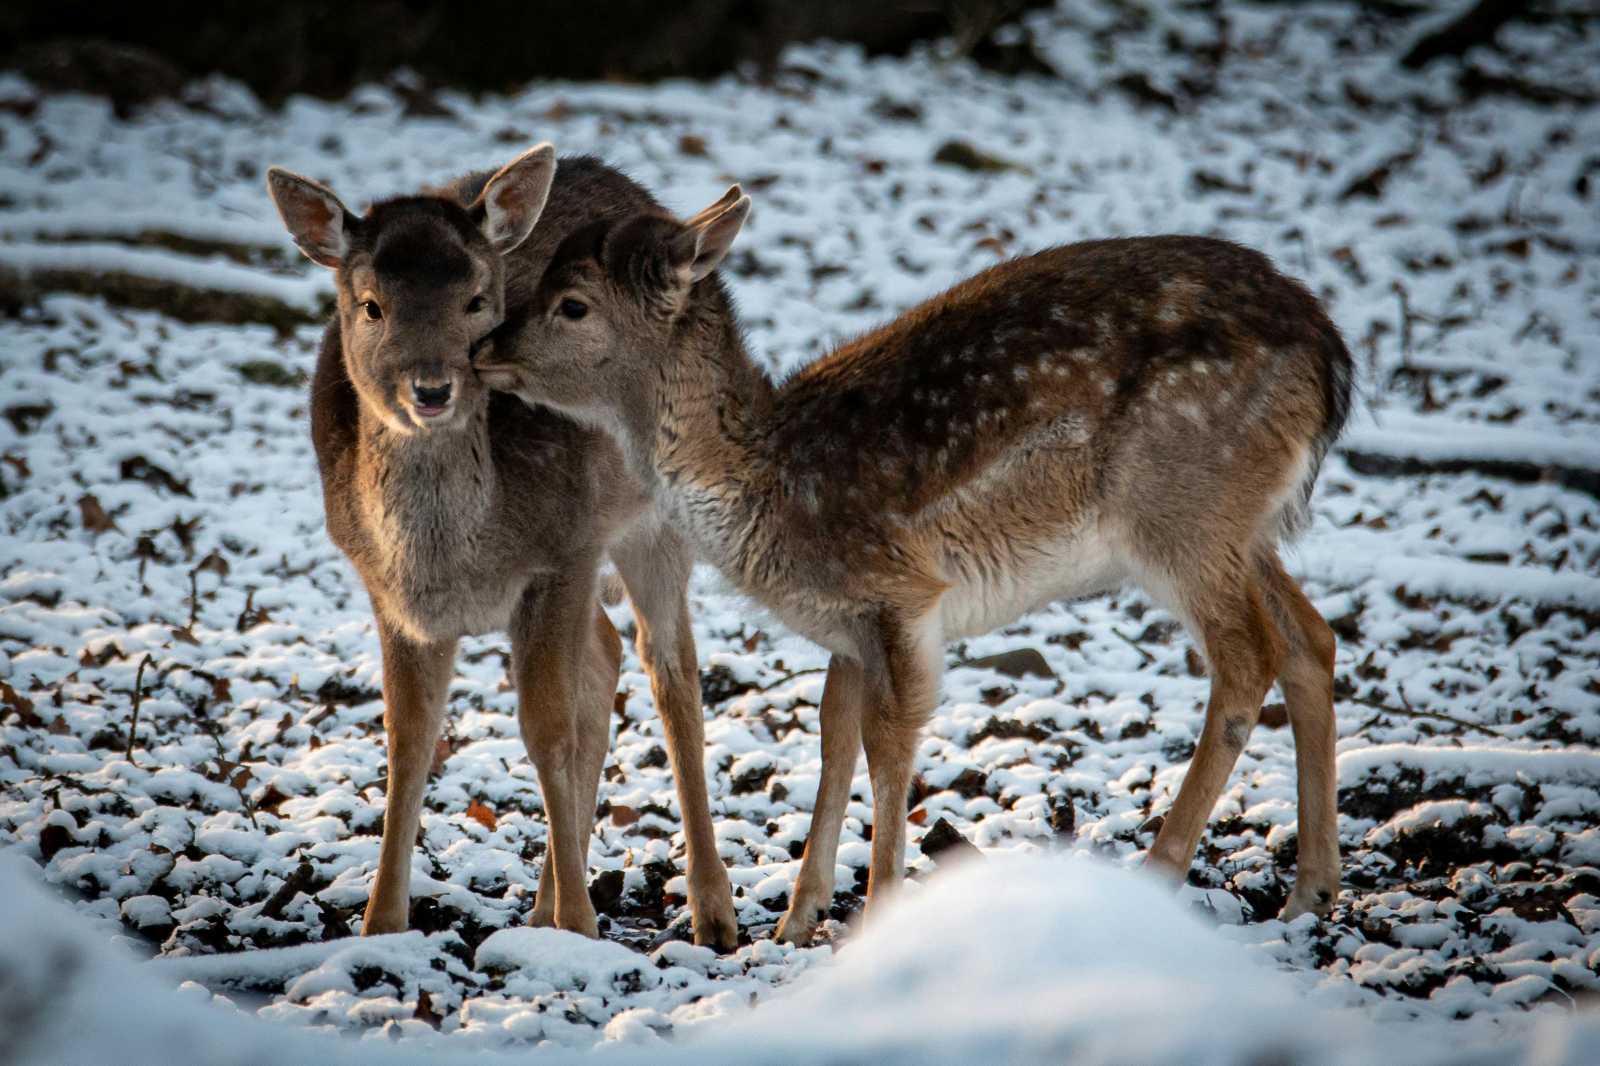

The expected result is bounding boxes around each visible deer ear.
[668,186,751,284]
[266,167,355,269]
[474,142,557,252]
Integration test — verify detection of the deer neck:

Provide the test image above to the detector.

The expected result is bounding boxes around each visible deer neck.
[631,297,777,559]
[355,401,496,562]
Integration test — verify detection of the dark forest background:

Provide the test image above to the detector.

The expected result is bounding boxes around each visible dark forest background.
[0,0,1556,112]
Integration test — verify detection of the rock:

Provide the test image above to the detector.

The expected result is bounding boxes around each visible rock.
[589,869,626,915]
[919,817,981,864]
[964,647,1055,680]
[933,140,1020,173]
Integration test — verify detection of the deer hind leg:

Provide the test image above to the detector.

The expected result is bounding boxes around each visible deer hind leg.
[859,611,942,917]
[775,653,865,945]
[1257,551,1341,918]
[1147,570,1284,885]
[612,527,739,950]
[364,622,457,935]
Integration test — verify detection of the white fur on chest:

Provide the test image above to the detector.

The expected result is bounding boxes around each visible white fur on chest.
[360,438,523,642]
[937,523,1127,639]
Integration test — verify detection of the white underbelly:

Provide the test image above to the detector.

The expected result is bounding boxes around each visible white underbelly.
[938,525,1127,639]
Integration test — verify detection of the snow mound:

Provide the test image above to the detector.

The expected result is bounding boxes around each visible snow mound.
[6,851,1600,1066]
[474,926,661,993]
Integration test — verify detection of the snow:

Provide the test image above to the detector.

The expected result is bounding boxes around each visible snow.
[3,0,1600,1059]
[1342,411,1600,472]
[5,851,1600,1064]
[0,241,328,307]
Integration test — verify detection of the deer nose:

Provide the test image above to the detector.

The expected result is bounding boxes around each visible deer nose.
[413,381,452,409]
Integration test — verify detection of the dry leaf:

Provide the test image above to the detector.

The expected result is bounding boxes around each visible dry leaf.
[907,806,929,827]
[195,549,230,578]
[78,493,118,534]
[170,515,200,558]
[256,784,291,815]
[465,799,498,831]
[414,989,442,1030]
[2,680,38,725]
[610,804,640,828]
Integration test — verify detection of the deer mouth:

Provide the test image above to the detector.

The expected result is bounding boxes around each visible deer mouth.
[410,380,453,419]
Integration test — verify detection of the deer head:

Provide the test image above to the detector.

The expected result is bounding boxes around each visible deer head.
[267,143,557,435]
[474,185,751,426]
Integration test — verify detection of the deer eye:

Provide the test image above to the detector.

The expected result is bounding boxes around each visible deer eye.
[466,294,487,314]
[359,299,383,321]
[559,298,588,321]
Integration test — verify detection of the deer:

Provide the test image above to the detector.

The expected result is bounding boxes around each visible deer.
[264,146,738,949]
[472,186,1354,945]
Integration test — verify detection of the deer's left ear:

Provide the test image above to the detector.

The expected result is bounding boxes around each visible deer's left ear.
[668,185,751,284]
[473,142,557,252]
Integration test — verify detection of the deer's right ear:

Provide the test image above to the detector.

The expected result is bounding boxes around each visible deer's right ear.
[265,167,354,269]
[473,142,557,252]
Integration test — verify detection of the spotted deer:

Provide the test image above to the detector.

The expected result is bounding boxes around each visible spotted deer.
[264,147,738,948]
[474,186,1354,944]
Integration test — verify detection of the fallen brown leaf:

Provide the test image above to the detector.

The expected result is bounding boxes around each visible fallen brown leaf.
[414,989,442,1030]
[465,799,498,831]
[195,549,230,577]
[78,493,118,534]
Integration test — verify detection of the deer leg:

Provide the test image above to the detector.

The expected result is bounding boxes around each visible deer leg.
[775,654,865,945]
[533,603,621,927]
[613,528,739,950]
[511,572,605,937]
[1148,580,1282,883]
[859,612,941,917]
[1258,552,1341,918]
[577,605,623,901]
[363,622,456,935]
[528,842,558,928]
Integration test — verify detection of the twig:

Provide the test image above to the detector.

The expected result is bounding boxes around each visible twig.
[126,654,153,764]
[1108,627,1156,666]
[187,569,199,627]
[754,666,828,693]
[1348,691,1505,738]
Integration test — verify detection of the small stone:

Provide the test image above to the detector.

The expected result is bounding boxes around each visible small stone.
[965,648,1055,680]
[919,818,981,864]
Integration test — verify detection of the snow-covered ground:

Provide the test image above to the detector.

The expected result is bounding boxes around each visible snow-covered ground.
[2,1,1598,1060]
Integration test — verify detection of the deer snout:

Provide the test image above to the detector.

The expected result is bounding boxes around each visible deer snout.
[412,379,453,411]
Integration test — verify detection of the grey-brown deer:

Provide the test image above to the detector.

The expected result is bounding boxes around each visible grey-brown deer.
[474,186,1353,944]
[265,146,738,948]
